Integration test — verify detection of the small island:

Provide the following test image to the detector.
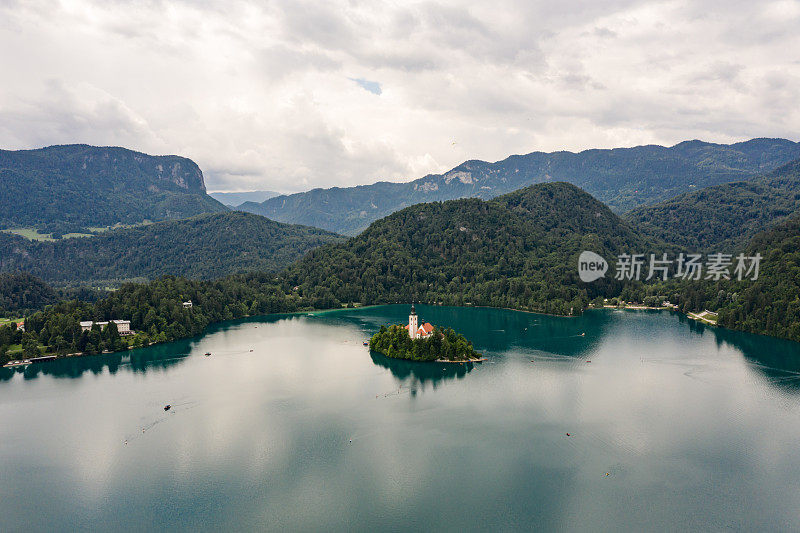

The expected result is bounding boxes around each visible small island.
[369,304,485,363]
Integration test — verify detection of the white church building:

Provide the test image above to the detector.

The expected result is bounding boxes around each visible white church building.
[404,304,434,339]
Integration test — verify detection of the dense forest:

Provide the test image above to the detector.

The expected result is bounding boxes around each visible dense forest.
[627,158,800,252]
[0,273,324,363]
[0,212,344,285]
[597,210,800,342]
[369,324,482,362]
[239,138,800,234]
[0,144,226,234]
[284,182,665,315]
[716,213,800,341]
[0,273,58,316]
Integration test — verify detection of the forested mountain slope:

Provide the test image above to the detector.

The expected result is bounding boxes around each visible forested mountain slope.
[283,182,662,314]
[624,211,800,343]
[717,212,800,341]
[0,144,227,234]
[0,272,57,315]
[626,157,800,252]
[0,212,344,285]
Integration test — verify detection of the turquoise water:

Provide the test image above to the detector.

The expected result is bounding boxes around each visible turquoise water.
[2,305,800,531]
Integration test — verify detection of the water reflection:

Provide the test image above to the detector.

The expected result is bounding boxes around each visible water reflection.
[709,326,800,393]
[651,310,800,394]
[0,339,194,382]
[368,350,474,391]
[4,305,800,531]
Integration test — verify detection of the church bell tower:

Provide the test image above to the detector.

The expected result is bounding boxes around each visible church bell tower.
[408,303,418,339]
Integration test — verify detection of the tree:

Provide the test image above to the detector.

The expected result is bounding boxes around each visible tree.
[105,322,125,352]
[21,333,41,358]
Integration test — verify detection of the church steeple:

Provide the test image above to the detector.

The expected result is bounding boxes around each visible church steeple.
[408,303,418,339]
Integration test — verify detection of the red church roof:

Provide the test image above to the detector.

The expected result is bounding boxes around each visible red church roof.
[405,322,434,337]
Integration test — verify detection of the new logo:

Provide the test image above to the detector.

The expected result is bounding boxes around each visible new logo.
[578,251,608,282]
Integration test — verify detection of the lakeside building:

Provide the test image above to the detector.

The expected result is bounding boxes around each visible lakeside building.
[404,304,434,339]
[80,320,133,335]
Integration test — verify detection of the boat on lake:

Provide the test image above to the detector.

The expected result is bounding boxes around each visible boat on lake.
[3,359,32,368]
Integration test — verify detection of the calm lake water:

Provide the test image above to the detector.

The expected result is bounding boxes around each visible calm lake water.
[3,305,800,532]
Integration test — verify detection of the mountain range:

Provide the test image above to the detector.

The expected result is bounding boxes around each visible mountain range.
[238,138,800,235]
[0,144,227,235]
[3,139,800,345]
[208,190,280,207]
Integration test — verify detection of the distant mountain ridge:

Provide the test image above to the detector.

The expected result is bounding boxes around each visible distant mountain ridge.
[0,212,344,285]
[0,144,227,234]
[209,190,280,206]
[239,138,800,235]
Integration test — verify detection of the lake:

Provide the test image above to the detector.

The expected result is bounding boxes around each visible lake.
[3,305,800,532]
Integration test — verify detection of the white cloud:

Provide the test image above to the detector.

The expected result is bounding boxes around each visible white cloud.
[0,0,798,192]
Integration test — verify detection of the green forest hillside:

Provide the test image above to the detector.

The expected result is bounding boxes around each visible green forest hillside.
[626,158,800,252]
[621,210,800,343]
[0,212,344,285]
[284,182,661,314]
[0,144,227,234]
[0,273,58,316]
[717,213,800,341]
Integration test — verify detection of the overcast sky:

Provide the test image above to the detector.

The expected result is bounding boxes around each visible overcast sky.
[1,0,798,193]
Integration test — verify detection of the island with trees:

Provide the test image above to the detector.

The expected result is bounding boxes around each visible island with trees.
[369,324,484,363]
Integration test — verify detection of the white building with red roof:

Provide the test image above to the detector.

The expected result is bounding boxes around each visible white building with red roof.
[405,304,434,339]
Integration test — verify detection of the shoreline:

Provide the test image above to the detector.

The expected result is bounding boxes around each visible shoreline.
[0,302,726,368]
[434,357,487,364]
[371,348,487,365]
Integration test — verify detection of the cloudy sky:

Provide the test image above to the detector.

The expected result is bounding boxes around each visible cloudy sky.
[1,0,798,193]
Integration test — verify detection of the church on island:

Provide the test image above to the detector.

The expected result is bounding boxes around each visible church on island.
[405,304,434,339]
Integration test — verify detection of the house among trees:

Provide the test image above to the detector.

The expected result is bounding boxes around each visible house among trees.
[404,303,434,339]
[182,300,193,309]
[80,320,133,335]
